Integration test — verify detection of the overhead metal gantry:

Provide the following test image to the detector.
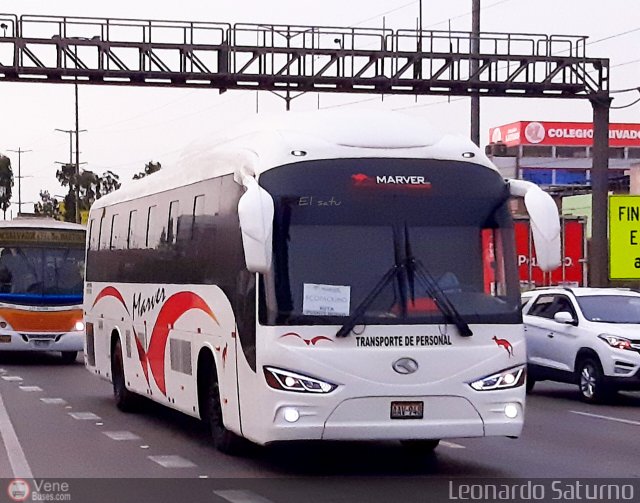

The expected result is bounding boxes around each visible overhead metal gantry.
[0,14,612,285]
[0,14,608,97]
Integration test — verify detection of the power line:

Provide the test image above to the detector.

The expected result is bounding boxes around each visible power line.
[611,94,640,110]
[586,26,640,46]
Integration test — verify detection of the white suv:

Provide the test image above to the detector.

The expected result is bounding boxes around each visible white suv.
[521,287,640,403]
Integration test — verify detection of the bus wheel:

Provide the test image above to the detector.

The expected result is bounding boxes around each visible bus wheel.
[60,351,78,364]
[401,439,440,454]
[204,369,243,455]
[111,339,137,412]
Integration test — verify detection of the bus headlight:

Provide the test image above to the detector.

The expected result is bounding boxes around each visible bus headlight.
[263,366,337,394]
[74,321,85,331]
[469,365,525,391]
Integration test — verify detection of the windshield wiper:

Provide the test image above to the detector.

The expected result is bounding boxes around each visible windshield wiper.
[335,262,402,338]
[337,227,406,338]
[404,224,473,337]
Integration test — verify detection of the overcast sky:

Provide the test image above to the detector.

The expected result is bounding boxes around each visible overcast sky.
[0,0,638,216]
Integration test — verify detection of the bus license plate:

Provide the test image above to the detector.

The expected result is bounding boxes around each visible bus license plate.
[0,334,10,343]
[33,340,51,348]
[390,401,424,419]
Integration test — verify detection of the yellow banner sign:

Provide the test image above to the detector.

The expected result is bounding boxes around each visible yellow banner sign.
[609,195,640,280]
[0,229,86,246]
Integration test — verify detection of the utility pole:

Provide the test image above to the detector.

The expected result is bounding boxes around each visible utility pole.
[54,126,87,224]
[470,0,480,146]
[7,147,32,216]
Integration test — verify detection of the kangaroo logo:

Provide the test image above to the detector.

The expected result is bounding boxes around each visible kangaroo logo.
[492,336,514,357]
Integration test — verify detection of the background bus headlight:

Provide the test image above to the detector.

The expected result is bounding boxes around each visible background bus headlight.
[264,366,337,393]
[74,321,85,331]
[469,365,525,391]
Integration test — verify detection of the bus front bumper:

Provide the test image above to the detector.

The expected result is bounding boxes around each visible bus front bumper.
[252,393,524,445]
[0,331,84,352]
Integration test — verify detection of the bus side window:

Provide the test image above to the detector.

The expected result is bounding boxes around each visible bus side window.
[144,206,156,248]
[127,210,137,249]
[97,214,106,250]
[191,195,205,241]
[109,214,120,250]
[88,218,97,250]
[167,200,179,245]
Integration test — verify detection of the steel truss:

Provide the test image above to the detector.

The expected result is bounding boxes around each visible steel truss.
[0,14,613,286]
[0,14,608,98]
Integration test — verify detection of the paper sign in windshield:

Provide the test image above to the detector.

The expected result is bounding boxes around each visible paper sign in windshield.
[303,283,350,316]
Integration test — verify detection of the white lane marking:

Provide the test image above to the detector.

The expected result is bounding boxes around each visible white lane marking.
[570,410,640,426]
[19,386,42,392]
[214,490,275,503]
[148,455,196,468]
[440,441,466,449]
[103,431,141,441]
[0,392,33,478]
[68,412,101,420]
[1,376,23,381]
[40,398,67,405]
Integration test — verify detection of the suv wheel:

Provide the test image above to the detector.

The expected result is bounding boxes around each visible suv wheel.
[577,358,611,403]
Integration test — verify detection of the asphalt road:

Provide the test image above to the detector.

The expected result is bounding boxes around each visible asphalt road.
[0,351,638,502]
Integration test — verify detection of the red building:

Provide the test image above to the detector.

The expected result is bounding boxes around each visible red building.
[487,121,640,188]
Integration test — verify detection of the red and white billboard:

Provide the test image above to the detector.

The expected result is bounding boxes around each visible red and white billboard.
[489,121,640,147]
[515,218,585,287]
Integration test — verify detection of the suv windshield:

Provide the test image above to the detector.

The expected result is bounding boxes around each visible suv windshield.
[258,158,521,327]
[577,295,640,323]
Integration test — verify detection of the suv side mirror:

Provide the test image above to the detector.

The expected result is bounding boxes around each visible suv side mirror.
[238,176,274,274]
[554,311,577,325]
[508,179,561,272]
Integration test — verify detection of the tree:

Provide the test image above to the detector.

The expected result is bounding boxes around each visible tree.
[34,190,61,219]
[0,155,14,219]
[55,163,79,222]
[133,160,161,180]
[55,164,121,222]
[99,170,121,198]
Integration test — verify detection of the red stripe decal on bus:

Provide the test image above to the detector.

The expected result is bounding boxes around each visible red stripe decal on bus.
[147,292,219,395]
[92,286,128,314]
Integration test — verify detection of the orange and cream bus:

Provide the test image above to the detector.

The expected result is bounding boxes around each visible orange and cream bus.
[0,216,86,363]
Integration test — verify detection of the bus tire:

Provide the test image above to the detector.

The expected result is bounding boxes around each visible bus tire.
[401,439,440,453]
[111,338,137,412]
[203,368,243,455]
[60,351,78,364]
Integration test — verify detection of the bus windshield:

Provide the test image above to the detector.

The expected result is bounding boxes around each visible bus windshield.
[0,245,85,304]
[258,158,521,326]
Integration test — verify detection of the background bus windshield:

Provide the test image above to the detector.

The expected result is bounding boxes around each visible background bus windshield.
[259,158,521,326]
[0,245,85,303]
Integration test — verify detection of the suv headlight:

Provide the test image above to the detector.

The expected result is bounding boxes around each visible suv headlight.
[598,334,633,351]
[263,366,337,394]
[469,365,526,391]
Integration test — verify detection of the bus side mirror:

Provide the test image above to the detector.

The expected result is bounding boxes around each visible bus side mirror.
[238,177,274,274]
[508,179,561,272]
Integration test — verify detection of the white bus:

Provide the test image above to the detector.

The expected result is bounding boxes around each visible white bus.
[0,216,86,363]
[84,110,560,453]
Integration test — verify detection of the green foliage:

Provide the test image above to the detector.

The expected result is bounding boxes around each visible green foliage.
[55,164,121,222]
[0,155,14,217]
[34,190,61,219]
[133,160,161,180]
